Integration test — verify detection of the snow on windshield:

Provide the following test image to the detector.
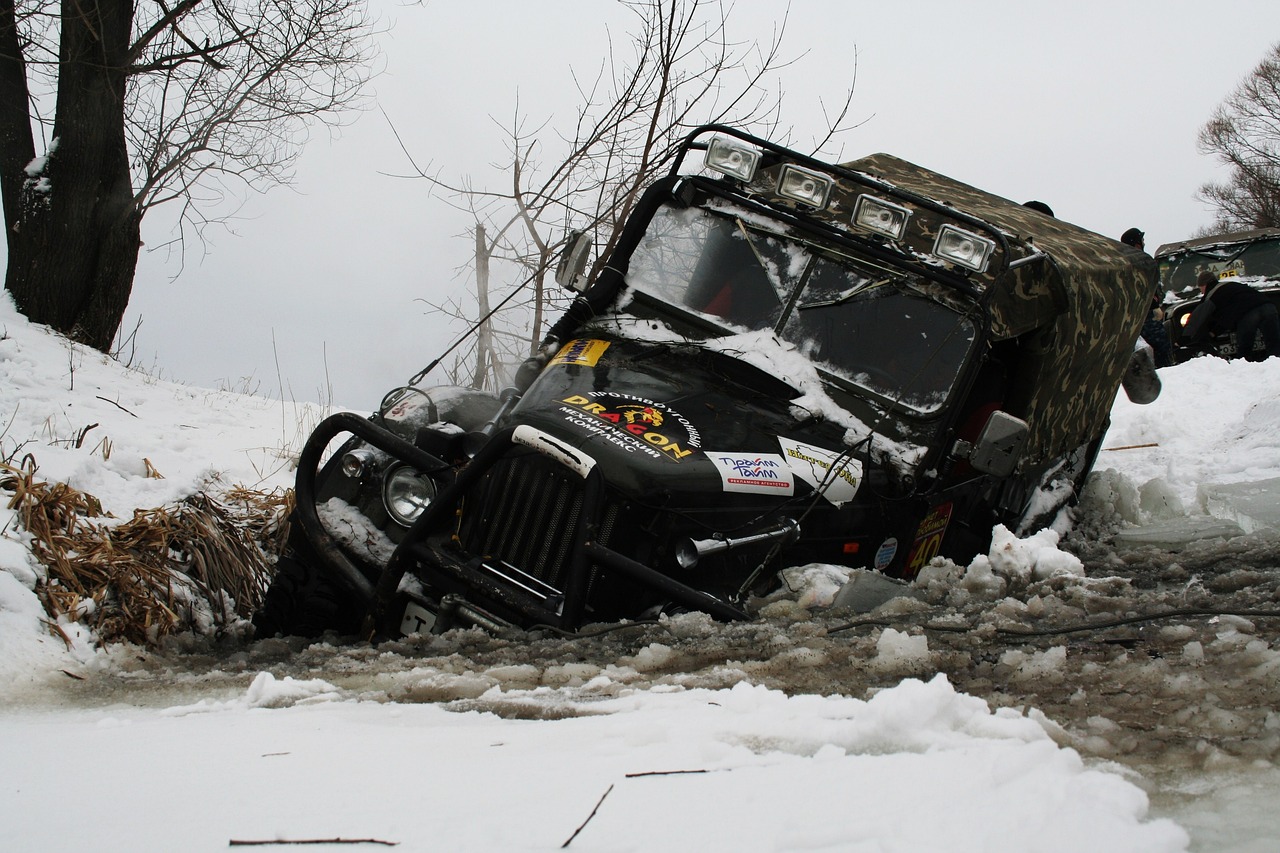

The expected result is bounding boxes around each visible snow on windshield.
[598,316,929,468]
[625,202,975,414]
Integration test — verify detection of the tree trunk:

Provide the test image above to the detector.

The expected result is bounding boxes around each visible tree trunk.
[0,0,35,238]
[1,0,141,351]
[529,263,544,358]
[473,224,493,390]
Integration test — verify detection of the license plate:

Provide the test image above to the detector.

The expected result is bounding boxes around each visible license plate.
[399,602,437,636]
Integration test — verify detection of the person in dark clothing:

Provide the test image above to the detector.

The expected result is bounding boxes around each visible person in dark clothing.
[1120,227,1145,247]
[1185,270,1280,361]
[1120,228,1174,367]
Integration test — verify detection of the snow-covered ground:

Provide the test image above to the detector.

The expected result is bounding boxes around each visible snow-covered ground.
[2,293,1279,852]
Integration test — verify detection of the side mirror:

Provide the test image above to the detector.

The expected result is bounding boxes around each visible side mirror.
[554,231,592,292]
[1120,341,1161,405]
[968,410,1029,477]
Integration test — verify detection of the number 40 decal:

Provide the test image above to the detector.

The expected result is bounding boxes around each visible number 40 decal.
[904,502,953,578]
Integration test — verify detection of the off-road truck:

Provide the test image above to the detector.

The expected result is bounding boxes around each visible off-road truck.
[254,125,1159,639]
[1156,227,1280,363]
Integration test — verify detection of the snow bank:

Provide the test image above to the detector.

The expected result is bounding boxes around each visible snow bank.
[0,672,1189,853]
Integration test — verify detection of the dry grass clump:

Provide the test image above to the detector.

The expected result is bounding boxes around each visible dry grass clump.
[1,458,293,646]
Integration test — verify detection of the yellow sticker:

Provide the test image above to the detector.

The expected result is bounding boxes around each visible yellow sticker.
[550,339,610,367]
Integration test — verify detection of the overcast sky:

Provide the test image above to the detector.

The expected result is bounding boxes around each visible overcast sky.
[120,0,1280,412]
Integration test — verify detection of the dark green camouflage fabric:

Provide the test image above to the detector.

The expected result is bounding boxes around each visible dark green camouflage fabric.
[837,154,1156,468]
[1154,227,1280,294]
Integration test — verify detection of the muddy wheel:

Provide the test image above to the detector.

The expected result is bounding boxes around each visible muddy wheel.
[252,554,361,639]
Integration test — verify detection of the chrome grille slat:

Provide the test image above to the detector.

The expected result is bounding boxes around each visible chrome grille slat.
[485,457,538,557]
[458,453,606,592]
[542,490,583,588]
[517,471,576,586]
[512,469,559,577]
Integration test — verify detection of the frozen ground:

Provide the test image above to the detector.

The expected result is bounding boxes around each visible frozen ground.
[2,295,1279,851]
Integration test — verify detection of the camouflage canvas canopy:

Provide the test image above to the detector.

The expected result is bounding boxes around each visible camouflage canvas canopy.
[841,154,1157,466]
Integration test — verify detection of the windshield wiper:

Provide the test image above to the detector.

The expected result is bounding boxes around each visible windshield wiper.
[797,276,895,310]
[733,217,782,292]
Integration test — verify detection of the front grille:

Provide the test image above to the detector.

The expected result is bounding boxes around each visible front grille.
[457,451,619,592]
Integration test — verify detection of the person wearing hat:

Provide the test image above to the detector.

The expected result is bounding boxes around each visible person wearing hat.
[1120,228,1174,367]
[1184,270,1280,361]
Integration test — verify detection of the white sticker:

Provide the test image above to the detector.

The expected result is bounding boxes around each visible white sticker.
[707,452,794,495]
[400,602,437,637]
[383,391,429,423]
[513,425,597,479]
[777,437,862,506]
[874,537,898,570]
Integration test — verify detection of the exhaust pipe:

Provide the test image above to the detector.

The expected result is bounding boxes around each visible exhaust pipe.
[675,518,800,570]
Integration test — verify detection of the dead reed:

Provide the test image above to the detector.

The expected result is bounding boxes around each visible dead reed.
[2,457,292,646]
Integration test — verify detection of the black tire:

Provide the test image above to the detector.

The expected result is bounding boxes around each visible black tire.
[252,554,362,639]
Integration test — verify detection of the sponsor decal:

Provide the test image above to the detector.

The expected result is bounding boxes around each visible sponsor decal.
[707,452,795,495]
[904,502,953,578]
[559,392,701,462]
[382,391,428,423]
[776,437,862,506]
[550,339,610,367]
[874,537,898,571]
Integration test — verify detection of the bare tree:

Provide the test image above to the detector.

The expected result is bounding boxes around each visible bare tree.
[0,0,374,351]
[1198,41,1280,231]
[398,0,859,391]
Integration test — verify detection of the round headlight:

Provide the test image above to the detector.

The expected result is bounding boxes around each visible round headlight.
[382,466,436,527]
[341,448,377,479]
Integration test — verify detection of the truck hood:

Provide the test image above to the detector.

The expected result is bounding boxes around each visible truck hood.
[511,337,866,508]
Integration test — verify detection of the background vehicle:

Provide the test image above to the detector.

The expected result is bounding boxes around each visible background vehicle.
[254,126,1159,640]
[1156,227,1280,363]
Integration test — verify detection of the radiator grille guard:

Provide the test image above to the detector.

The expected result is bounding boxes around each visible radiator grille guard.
[455,450,626,614]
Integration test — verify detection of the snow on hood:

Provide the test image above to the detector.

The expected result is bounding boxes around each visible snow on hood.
[597,315,928,465]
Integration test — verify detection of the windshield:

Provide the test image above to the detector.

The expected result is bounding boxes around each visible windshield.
[625,203,977,413]
[1159,236,1280,296]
